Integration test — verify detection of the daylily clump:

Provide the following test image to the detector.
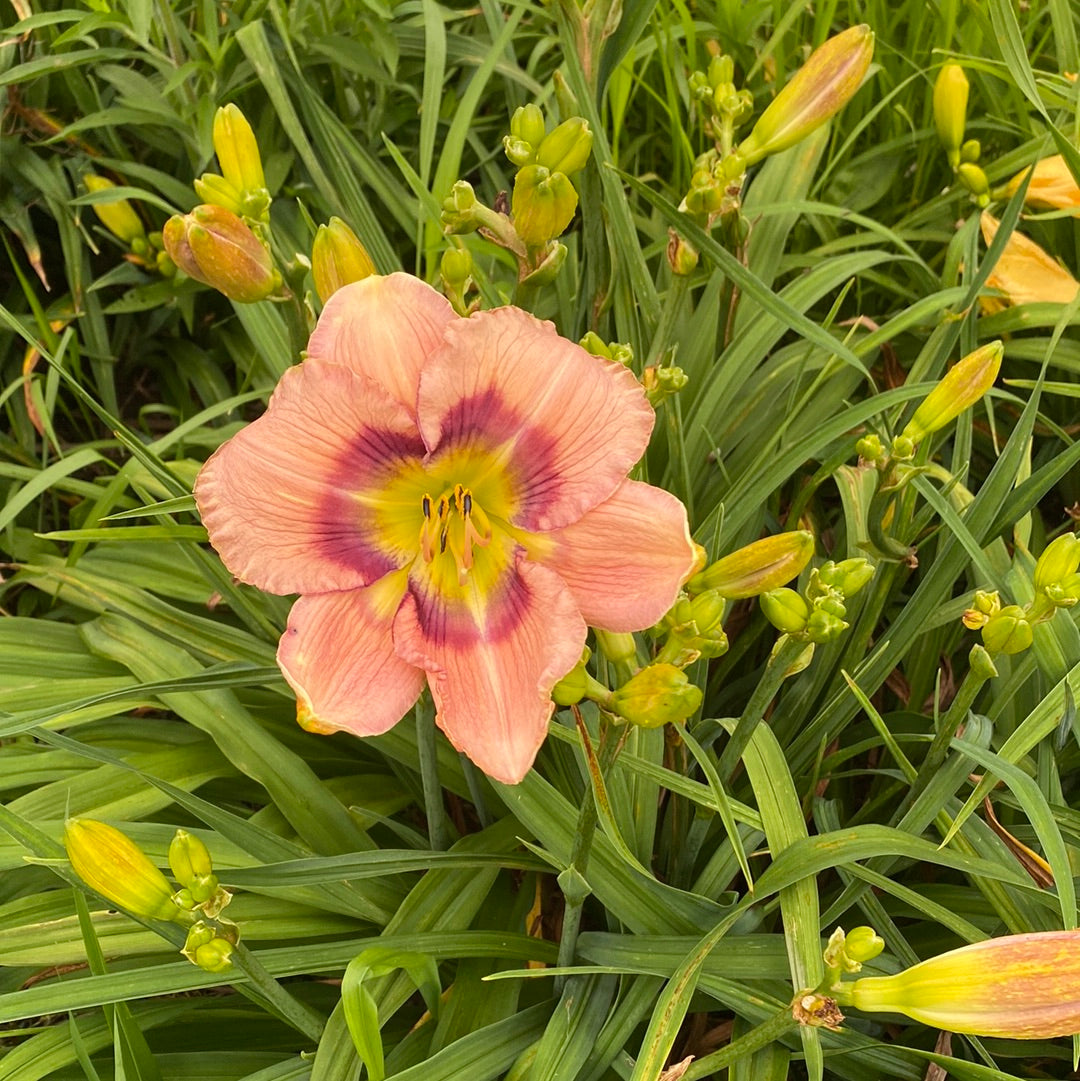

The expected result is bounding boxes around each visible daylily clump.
[195,274,697,783]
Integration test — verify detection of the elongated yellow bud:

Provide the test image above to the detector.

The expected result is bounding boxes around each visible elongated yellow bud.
[845,931,1080,1038]
[735,26,874,167]
[311,217,377,302]
[213,104,265,195]
[64,819,182,921]
[898,341,1003,446]
[83,175,145,244]
[933,63,968,170]
[688,531,814,597]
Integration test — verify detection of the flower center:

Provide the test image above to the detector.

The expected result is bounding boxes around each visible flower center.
[418,483,493,584]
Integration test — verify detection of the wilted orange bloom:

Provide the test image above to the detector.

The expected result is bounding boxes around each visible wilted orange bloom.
[979,213,1079,310]
[1002,155,1080,211]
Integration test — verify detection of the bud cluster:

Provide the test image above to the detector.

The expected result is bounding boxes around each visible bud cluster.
[442,103,593,286]
[962,532,1080,656]
[932,62,989,206]
[64,818,238,974]
[760,557,875,645]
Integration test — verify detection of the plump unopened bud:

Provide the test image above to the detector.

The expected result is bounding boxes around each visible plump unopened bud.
[83,175,145,244]
[510,103,546,153]
[760,588,810,634]
[735,25,874,167]
[64,819,182,921]
[933,63,968,170]
[163,204,276,302]
[1033,533,1080,593]
[899,341,1003,446]
[169,829,219,905]
[688,530,814,597]
[642,365,688,407]
[962,588,1000,630]
[610,664,703,728]
[534,118,593,176]
[956,161,990,206]
[182,920,236,973]
[815,558,875,598]
[844,930,1080,1038]
[594,629,637,666]
[311,217,376,303]
[981,605,1033,655]
[806,607,849,643]
[213,104,265,196]
[845,926,886,963]
[440,247,473,289]
[512,165,579,248]
[552,647,592,707]
[441,180,482,234]
[656,591,728,666]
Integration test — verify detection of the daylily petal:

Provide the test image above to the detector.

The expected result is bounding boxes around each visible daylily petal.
[393,547,586,784]
[527,479,697,632]
[417,306,655,532]
[307,272,456,416]
[195,358,427,594]
[277,572,424,736]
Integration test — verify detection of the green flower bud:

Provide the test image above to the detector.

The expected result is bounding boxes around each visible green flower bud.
[816,558,875,597]
[552,647,592,706]
[656,590,728,666]
[579,331,611,358]
[960,138,981,164]
[806,608,849,643]
[981,605,1033,655]
[311,217,376,303]
[512,165,579,248]
[900,341,1003,446]
[667,232,700,276]
[192,172,246,216]
[688,530,814,598]
[845,926,886,963]
[844,930,1080,1038]
[957,161,990,206]
[642,365,688,407]
[163,204,277,303]
[735,25,874,167]
[83,175,145,244]
[440,247,473,289]
[1033,533,1080,594]
[708,55,734,89]
[760,588,810,634]
[168,829,219,904]
[933,63,969,170]
[213,103,266,196]
[610,664,703,728]
[64,819,183,922]
[856,433,885,462]
[594,629,637,666]
[441,181,482,234]
[195,938,235,973]
[503,136,535,167]
[534,118,593,176]
[510,103,546,150]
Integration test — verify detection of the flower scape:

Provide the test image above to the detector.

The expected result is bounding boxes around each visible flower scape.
[195,272,698,783]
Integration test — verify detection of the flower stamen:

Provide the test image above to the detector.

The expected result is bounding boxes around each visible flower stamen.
[419,485,493,584]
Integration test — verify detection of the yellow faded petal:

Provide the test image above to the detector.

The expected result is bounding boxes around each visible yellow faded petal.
[980,212,1080,307]
[846,930,1080,1038]
[1002,154,1080,211]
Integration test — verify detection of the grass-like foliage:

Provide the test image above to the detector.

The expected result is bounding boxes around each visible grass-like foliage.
[2,0,1080,1079]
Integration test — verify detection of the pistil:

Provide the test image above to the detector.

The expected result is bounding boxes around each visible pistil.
[419,485,492,584]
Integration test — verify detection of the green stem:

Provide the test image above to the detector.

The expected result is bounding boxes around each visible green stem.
[718,636,806,783]
[415,695,448,851]
[682,1006,799,1079]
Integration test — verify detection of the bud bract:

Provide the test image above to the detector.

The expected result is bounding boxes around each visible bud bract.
[688,530,814,597]
[610,664,703,728]
[512,165,578,248]
[534,118,593,176]
[844,930,1080,1038]
[213,104,266,197]
[933,63,968,170]
[311,217,376,303]
[735,26,874,167]
[64,819,182,921]
[899,341,1003,446]
[83,175,145,244]
[163,204,277,303]
[760,588,810,634]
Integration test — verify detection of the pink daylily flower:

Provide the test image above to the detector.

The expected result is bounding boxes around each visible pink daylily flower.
[195,273,697,784]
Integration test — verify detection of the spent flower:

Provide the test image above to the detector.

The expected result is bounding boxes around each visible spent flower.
[1000,154,1080,211]
[195,274,697,783]
[980,213,1080,309]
